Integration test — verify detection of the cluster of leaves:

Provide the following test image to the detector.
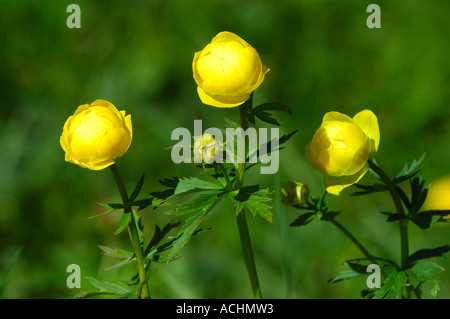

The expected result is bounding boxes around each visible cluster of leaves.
[288,195,340,227]
[353,155,450,229]
[76,174,181,299]
[151,176,273,262]
[148,101,295,262]
[349,156,449,298]
[289,155,450,299]
[327,248,448,299]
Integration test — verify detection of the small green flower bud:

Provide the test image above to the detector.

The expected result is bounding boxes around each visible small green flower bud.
[281,181,309,207]
[193,134,221,163]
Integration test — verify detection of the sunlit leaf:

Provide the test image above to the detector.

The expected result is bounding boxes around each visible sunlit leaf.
[75,277,137,299]
[98,245,134,259]
[114,211,132,235]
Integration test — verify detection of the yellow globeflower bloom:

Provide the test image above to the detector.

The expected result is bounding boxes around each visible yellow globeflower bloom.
[60,99,133,171]
[425,176,450,219]
[306,110,380,195]
[192,31,269,108]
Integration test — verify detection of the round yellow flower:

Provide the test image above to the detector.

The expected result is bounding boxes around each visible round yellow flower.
[281,181,310,207]
[60,99,132,171]
[192,31,269,108]
[305,110,380,195]
[425,176,450,217]
[193,134,221,163]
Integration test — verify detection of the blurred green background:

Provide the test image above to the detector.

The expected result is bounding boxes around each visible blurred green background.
[0,0,449,299]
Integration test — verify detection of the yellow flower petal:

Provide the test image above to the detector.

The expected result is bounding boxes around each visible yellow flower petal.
[425,176,450,211]
[352,109,380,157]
[197,86,250,108]
[211,31,251,46]
[322,111,353,125]
[324,163,369,196]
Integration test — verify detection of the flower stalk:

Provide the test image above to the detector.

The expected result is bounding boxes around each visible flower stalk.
[110,164,151,299]
[227,95,263,299]
[367,160,409,269]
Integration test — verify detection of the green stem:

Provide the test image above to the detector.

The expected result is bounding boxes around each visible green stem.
[308,190,386,278]
[110,164,151,299]
[226,96,262,299]
[329,219,378,267]
[367,160,409,270]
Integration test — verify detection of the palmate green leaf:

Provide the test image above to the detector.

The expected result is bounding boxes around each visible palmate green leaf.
[166,192,222,216]
[372,270,407,299]
[228,186,273,223]
[75,277,137,299]
[146,227,211,264]
[166,194,224,261]
[174,177,224,195]
[406,245,450,266]
[167,212,206,262]
[152,177,224,200]
[406,260,445,289]
[393,153,426,184]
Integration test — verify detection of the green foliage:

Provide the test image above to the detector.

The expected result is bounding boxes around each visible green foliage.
[328,262,369,284]
[151,103,293,266]
[406,245,450,266]
[228,186,273,222]
[1,0,449,299]
[289,194,340,227]
[290,212,316,227]
[75,277,139,299]
[248,102,292,127]
[372,270,407,299]
[114,211,132,235]
[99,245,134,259]
[287,154,450,299]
